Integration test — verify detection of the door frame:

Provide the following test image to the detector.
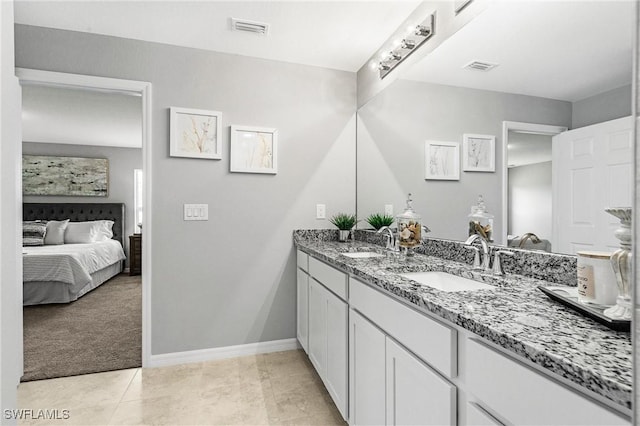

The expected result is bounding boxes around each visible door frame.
[16,68,153,367]
[501,121,568,247]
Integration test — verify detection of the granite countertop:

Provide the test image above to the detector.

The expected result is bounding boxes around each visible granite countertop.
[294,233,632,411]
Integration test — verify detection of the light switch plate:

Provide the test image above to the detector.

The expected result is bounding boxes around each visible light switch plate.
[385,204,393,216]
[184,204,209,221]
[316,204,326,220]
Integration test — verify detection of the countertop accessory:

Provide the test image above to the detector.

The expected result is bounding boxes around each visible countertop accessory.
[329,213,358,242]
[468,195,494,242]
[538,285,630,332]
[396,193,422,255]
[576,251,617,306]
[377,226,398,252]
[492,250,514,276]
[603,207,632,320]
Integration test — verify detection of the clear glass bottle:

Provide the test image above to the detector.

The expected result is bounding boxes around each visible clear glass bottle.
[468,195,494,242]
[397,193,422,249]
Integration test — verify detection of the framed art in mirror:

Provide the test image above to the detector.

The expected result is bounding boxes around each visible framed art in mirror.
[169,107,222,160]
[424,140,460,181]
[463,134,495,172]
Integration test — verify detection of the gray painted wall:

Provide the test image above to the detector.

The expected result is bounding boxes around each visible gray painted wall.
[15,24,356,355]
[572,84,632,129]
[508,161,552,240]
[357,79,572,242]
[22,142,142,266]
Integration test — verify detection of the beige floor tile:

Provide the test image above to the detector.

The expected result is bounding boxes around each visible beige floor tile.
[109,394,201,425]
[18,369,137,411]
[16,403,117,426]
[120,363,203,402]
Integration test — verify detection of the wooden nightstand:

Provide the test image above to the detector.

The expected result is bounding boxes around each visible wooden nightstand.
[129,234,142,276]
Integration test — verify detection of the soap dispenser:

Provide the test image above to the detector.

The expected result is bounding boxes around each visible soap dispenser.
[468,195,494,242]
[397,193,422,251]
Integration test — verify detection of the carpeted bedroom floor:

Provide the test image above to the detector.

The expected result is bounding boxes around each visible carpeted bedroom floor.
[22,273,142,382]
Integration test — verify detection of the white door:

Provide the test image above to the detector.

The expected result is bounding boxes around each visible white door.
[296,269,309,353]
[308,279,327,377]
[553,116,632,254]
[325,291,348,419]
[385,338,456,426]
[349,309,386,426]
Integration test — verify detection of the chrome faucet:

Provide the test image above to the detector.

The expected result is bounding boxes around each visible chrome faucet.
[464,234,491,271]
[377,226,398,251]
[492,250,514,276]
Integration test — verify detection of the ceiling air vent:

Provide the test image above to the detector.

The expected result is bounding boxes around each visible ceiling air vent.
[463,60,499,72]
[231,18,270,36]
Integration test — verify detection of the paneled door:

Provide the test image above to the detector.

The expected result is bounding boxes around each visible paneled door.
[553,116,632,254]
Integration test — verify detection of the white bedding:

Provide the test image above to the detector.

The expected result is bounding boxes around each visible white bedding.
[23,240,126,286]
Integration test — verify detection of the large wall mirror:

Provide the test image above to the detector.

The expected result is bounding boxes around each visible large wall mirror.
[356,1,634,255]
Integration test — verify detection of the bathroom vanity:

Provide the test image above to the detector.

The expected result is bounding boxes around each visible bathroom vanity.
[294,230,631,426]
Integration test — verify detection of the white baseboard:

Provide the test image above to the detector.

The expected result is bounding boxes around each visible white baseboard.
[147,338,300,368]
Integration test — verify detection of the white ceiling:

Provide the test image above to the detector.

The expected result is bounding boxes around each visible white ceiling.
[507,131,552,168]
[22,84,142,148]
[402,1,634,102]
[14,0,422,72]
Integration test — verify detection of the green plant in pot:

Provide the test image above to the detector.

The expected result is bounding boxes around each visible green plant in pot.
[366,213,394,230]
[330,213,358,242]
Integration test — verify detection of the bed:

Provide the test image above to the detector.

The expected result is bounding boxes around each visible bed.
[22,203,126,306]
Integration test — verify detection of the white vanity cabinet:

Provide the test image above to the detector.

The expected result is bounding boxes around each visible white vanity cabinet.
[466,338,629,426]
[306,257,348,420]
[349,278,457,426]
[296,250,309,353]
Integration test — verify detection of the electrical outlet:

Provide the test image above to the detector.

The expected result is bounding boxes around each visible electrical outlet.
[385,204,393,216]
[316,204,326,219]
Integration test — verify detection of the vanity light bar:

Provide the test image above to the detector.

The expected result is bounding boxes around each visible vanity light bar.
[378,13,435,79]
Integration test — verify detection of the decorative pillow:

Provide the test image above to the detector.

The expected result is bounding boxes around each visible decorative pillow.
[64,221,114,244]
[23,221,47,246]
[44,219,69,245]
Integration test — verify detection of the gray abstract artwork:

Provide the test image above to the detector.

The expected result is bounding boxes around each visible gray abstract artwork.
[23,155,109,196]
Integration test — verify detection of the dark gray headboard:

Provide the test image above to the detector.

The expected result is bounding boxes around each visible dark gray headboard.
[23,203,125,245]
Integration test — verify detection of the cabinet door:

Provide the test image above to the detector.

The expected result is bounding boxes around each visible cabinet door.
[308,279,327,377]
[466,402,503,426]
[325,291,348,419]
[386,338,456,426]
[296,269,309,353]
[349,310,386,426]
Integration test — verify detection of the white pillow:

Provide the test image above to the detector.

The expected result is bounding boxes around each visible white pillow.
[64,220,114,244]
[44,219,69,245]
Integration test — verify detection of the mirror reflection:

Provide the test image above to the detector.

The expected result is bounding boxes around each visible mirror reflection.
[356,1,634,255]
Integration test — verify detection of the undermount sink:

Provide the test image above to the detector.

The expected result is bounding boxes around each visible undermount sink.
[341,252,385,259]
[399,271,495,292]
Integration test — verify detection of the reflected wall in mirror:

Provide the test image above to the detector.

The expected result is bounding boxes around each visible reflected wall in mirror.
[356,0,634,255]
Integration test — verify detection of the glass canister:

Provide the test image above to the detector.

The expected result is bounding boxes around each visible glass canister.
[468,195,494,242]
[397,193,421,248]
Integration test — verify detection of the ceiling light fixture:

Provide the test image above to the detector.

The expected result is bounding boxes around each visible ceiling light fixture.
[377,13,435,79]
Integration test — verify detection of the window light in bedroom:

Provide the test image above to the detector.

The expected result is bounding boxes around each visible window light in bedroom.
[134,169,143,233]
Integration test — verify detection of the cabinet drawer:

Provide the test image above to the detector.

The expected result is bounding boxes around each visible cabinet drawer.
[309,257,347,300]
[466,338,629,426]
[350,278,457,378]
[296,249,309,272]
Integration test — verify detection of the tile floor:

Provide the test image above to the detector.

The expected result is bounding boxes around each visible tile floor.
[17,350,346,425]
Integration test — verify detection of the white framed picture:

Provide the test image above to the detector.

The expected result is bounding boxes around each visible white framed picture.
[230,125,278,174]
[462,133,495,172]
[425,140,460,181]
[169,107,222,160]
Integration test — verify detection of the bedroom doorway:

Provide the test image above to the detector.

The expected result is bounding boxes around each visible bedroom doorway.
[16,69,152,379]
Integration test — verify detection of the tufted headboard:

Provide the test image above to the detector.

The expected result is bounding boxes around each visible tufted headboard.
[23,203,125,246]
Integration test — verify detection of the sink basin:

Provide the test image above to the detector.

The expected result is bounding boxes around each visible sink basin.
[399,271,495,292]
[342,252,385,259]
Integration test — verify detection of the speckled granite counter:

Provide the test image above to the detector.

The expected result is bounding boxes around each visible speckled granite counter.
[293,231,632,412]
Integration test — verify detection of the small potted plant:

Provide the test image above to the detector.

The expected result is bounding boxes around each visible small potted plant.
[329,213,358,242]
[366,213,394,230]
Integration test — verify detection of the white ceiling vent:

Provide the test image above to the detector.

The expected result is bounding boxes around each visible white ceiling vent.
[231,18,270,36]
[463,60,499,72]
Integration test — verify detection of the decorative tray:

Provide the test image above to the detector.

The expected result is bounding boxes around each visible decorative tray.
[537,286,630,332]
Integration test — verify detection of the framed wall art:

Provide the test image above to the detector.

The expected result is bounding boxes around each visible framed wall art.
[424,141,460,181]
[462,133,496,172]
[170,107,222,159]
[230,125,278,174]
[22,155,109,196]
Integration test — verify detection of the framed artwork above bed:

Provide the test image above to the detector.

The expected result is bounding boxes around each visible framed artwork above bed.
[22,155,109,196]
